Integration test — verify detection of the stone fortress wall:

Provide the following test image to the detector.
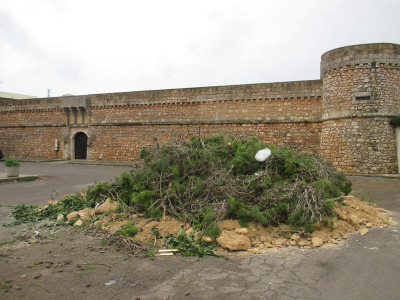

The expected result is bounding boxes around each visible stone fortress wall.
[320,44,400,174]
[0,43,399,174]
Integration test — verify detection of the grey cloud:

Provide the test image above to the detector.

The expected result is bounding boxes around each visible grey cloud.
[0,10,45,58]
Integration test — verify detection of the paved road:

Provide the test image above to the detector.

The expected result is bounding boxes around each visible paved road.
[0,163,399,299]
[137,176,400,300]
[0,161,132,223]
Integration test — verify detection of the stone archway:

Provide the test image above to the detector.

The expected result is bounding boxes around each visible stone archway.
[74,132,88,159]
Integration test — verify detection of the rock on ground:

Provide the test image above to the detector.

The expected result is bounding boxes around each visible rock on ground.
[216,231,251,251]
[95,198,118,214]
[312,237,324,247]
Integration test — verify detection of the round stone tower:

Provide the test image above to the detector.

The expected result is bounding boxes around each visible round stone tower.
[320,43,400,174]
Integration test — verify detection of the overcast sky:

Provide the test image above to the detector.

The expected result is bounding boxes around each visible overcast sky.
[1,0,399,98]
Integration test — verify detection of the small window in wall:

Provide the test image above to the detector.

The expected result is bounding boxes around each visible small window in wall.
[355,95,371,101]
[354,92,371,101]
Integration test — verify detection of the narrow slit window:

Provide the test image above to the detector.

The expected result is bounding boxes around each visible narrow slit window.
[355,95,371,101]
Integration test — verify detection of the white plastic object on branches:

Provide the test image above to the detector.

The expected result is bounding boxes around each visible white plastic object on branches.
[255,148,271,162]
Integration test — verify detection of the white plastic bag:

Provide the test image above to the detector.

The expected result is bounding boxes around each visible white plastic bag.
[255,148,271,162]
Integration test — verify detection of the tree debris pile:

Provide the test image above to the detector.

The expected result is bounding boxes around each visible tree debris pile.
[5,134,361,255]
[123,134,351,234]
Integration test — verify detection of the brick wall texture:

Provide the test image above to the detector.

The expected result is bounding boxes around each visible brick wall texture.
[1,43,399,174]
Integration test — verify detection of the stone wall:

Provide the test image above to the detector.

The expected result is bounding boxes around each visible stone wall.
[320,118,397,173]
[320,43,400,174]
[321,63,400,120]
[89,122,321,161]
[1,43,399,174]
[0,98,64,126]
[86,80,322,161]
[90,96,321,125]
[0,80,323,162]
[0,98,66,159]
[0,109,64,126]
[0,127,65,159]
[89,80,321,106]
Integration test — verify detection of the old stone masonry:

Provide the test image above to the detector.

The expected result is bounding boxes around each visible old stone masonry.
[1,43,399,174]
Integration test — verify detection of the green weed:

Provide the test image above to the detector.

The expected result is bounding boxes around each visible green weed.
[1,283,11,290]
[0,239,15,246]
[34,282,43,289]
[116,223,139,238]
[81,264,97,270]
[165,230,216,257]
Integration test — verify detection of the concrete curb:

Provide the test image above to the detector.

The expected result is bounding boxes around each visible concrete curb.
[64,160,137,167]
[347,174,400,180]
[0,174,40,184]
[0,159,137,167]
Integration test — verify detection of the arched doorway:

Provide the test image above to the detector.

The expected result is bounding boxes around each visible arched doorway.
[75,132,88,159]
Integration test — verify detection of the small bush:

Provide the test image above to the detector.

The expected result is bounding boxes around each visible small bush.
[132,190,154,209]
[189,206,220,239]
[165,230,216,257]
[139,148,151,159]
[4,193,87,226]
[117,223,139,238]
[5,159,20,167]
[118,172,135,206]
[40,194,87,220]
[9,204,41,224]
[85,182,111,207]
[287,209,306,227]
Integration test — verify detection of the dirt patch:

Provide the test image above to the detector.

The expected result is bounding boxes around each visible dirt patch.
[0,196,391,258]
[0,225,193,299]
[134,217,189,243]
[225,195,391,254]
[71,195,391,254]
[0,194,393,299]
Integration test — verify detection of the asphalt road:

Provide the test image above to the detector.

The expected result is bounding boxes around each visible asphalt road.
[0,163,399,299]
[0,161,132,223]
[138,176,400,300]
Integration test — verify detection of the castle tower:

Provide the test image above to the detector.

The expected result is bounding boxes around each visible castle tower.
[320,43,400,174]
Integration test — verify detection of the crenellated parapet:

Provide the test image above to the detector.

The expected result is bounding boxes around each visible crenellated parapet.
[321,43,400,77]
